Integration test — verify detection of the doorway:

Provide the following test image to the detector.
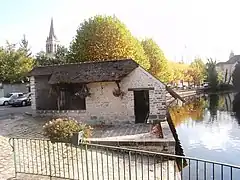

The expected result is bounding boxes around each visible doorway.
[133,90,150,123]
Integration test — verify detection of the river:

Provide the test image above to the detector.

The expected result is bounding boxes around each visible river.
[169,93,240,179]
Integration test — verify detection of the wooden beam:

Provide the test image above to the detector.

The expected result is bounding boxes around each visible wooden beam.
[128,87,154,91]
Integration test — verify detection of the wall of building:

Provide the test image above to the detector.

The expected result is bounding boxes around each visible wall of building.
[33,67,166,124]
[0,83,29,97]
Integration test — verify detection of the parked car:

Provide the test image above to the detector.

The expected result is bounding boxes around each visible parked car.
[0,92,24,106]
[11,92,32,107]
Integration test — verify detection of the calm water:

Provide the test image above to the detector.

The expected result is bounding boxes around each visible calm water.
[169,93,240,179]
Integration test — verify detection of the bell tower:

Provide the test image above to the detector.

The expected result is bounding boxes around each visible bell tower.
[46,18,59,57]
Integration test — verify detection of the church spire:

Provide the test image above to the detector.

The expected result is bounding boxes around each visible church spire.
[48,18,57,40]
[46,17,60,55]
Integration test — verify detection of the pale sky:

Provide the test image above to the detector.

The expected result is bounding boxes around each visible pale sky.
[0,0,240,62]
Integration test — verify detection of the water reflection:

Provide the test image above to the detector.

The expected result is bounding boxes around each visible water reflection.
[169,93,240,179]
[169,93,240,165]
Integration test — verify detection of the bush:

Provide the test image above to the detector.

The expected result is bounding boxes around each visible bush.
[43,118,93,143]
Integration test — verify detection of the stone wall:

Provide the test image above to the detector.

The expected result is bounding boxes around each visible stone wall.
[32,66,166,124]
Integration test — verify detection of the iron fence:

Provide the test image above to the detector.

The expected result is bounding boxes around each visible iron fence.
[9,137,240,180]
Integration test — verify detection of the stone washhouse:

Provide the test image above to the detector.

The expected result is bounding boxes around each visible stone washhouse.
[28,59,168,124]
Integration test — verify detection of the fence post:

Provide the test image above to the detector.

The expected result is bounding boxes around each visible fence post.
[47,141,52,180]
[85,144,89,180]
[9,138,17,178]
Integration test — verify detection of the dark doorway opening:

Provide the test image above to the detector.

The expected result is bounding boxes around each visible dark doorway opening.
[133,90,150,123]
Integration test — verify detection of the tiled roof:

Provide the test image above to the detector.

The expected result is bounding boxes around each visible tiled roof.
[28,59,139,84]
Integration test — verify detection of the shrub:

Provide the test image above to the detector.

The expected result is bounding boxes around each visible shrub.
[43,118,93,143]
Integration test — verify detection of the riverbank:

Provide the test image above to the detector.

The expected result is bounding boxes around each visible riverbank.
[166,90,197,104]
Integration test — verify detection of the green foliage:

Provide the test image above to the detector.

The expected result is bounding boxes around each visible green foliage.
[68,15,150,69]
[43,118,93,143]
[206,58,219,89]
[141,38,168,81]
[232,62,240,91]
[190,58,206,85]
[35,45,68,66]
[0,41,34,83]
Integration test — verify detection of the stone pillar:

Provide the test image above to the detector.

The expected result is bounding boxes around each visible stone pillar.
[30,76,36,111]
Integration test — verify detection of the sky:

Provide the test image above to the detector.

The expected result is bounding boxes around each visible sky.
[0,0,240,63]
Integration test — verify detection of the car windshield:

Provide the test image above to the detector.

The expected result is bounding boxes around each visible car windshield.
[4,93,13,98]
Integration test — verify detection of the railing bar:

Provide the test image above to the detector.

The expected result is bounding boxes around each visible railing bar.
[153,155,156,180]
[118,149,120,180]
[71,145,75,179]
[181,158,183,180]
[47,141,52,178]
[196,160,198,180]
[147,155,149,180]
[53,142,56,176]
[76,146,80,180]
[129,151,132,180]
[85,144,90,180]
[101,149,104,180]
[80,145,85,180]
[66,145,70,179]
[95,146,99,180]
[22,139,26,173]
[112,151,115,180]
[56,143,61,177]
[221,164,223,180]
[35,140,39,175]
[160,156,163,180]
[91,146,94,180]
[204,162,206,180]
[135,152,138,180]
[174,158,176,180]
[188,159,190,180]
[61,142,66,178]
[30,139,34,174]
[13,139,17,177]
[213,163,215,180]
[38,140,43,174]
[230,167,232,180]
[123,151,126,180]
[167,158,169,180]
[107,148,109,180]
[17,139,21,173]
[43,140,47,175]
[25,139,29,173]
[141,153,143,180]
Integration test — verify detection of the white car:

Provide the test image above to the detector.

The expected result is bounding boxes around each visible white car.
[0,92,24,106]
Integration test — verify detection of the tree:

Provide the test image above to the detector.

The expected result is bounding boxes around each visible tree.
[190,58,206,86]
[19,34,32,57]
[206,58,219,89]
[35,45,68,66]
[68,15,150,69]
[232,62,240,91]
[141,38,168,81]
[0,42,34,83]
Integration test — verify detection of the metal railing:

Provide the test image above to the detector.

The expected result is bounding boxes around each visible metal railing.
[9,137,240,180]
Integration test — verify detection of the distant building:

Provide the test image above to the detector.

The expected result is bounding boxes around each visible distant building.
[216,51,240,84]
[45,18,60,57]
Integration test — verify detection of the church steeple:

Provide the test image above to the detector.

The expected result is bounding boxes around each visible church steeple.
[229,50,234,59]
[48,18,57,41]
[46,18,59,56]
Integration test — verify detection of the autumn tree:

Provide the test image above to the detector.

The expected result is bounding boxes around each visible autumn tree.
[68,15,150,69]
[190,58,206,85]
[141,38,168,82]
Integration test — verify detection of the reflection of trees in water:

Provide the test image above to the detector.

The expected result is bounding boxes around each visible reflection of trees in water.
[233,92,240,125]
[169,97,207,126]
[208,94,219,118]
